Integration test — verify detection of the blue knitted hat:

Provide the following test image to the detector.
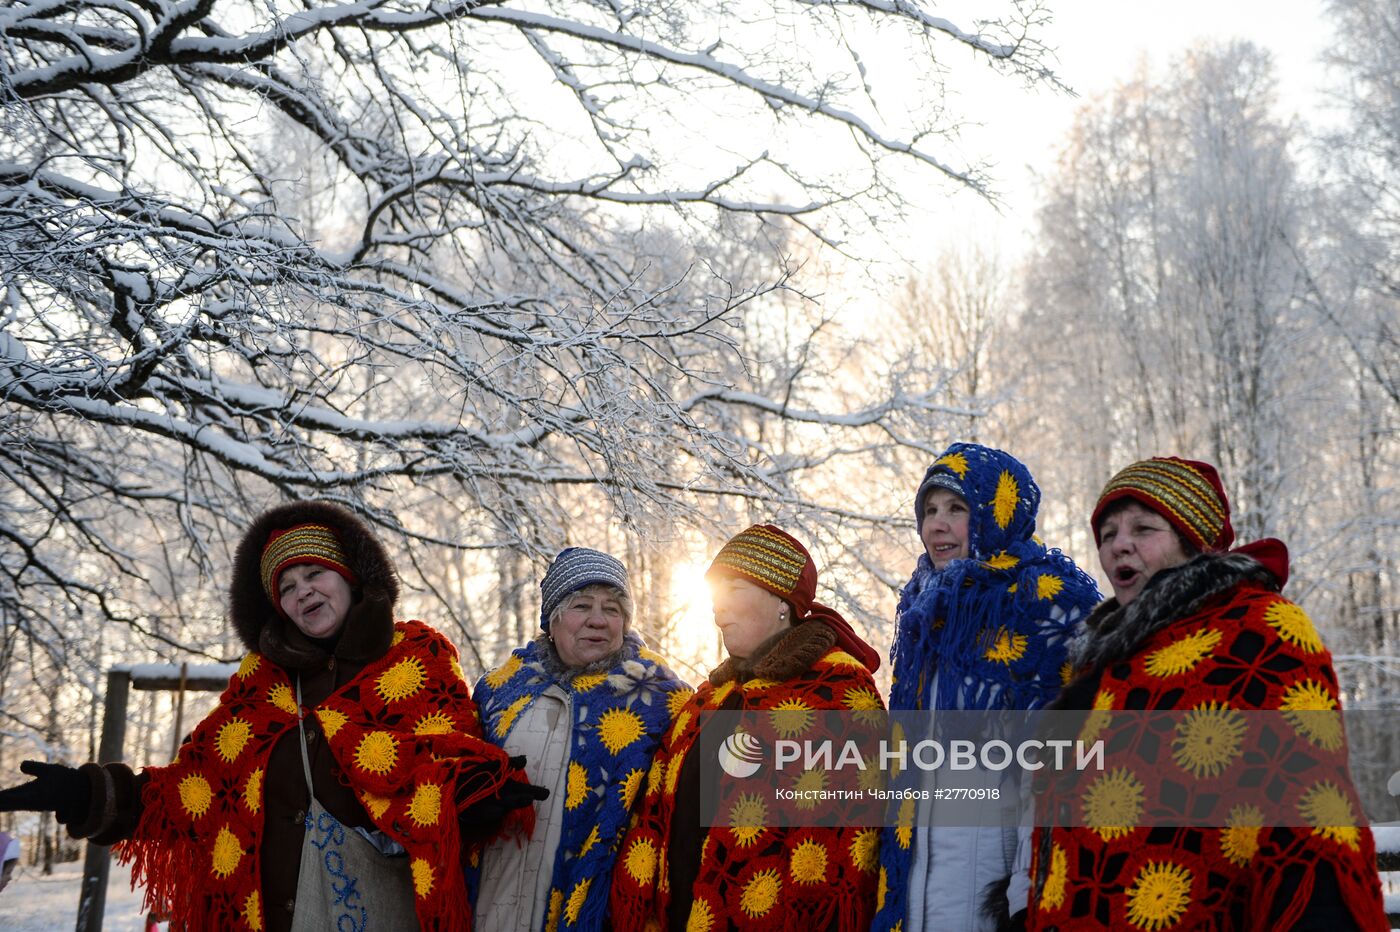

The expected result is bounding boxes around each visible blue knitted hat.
[539,547,630,629]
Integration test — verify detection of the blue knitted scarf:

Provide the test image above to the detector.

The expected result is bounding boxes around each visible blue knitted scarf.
[874,443,1101,932]
[471,632,689,931]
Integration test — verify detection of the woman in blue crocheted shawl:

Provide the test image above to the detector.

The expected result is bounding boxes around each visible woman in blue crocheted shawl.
[470,547,690,931]
[872,442,1100,932]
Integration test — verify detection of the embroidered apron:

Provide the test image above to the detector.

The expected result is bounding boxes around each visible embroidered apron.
[291,678,419,932]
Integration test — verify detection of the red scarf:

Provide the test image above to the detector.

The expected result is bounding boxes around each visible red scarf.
[611,643,882,931]
[1029,584,1386,930]
[117,620,523,932]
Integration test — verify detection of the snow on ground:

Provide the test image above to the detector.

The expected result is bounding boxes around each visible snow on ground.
[0,857,162,932]
[1376,825,1399,929]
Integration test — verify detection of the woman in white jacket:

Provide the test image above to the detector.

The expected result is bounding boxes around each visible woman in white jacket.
[872,443,1100,932]
[470,548,688,932]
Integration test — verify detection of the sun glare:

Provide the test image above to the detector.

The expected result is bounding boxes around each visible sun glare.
[666,561,723,677]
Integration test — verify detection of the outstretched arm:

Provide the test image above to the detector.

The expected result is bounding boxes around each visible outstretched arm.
[0,760,91,824]
[0,759,145,844]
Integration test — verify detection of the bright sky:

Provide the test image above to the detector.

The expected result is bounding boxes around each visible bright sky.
[895,0,1339,261]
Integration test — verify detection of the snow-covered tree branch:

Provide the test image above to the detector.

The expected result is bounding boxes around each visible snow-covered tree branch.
[0,0,1055,668]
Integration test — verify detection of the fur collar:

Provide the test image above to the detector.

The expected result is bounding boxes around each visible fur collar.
[1055,551,1279,710]
[708,619,837,686]
[229,500,399,670]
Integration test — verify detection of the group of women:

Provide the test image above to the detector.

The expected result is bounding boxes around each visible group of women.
[0,445,1389,930]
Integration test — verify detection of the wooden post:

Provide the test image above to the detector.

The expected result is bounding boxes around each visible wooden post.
[75,670,130,932]
[170,661,189,761]
[70,662,236,932]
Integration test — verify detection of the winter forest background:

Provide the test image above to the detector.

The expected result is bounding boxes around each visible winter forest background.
[0,0,1397,893]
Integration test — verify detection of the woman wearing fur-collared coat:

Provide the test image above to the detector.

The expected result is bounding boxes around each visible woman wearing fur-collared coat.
[610,525,885,931]
[1025,458,1387,930]
[0,500,541,932]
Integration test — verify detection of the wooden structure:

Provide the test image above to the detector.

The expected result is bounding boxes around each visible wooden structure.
[76,661,236,932]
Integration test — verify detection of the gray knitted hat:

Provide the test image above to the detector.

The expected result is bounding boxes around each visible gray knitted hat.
[914,468,967,531]
[539,547,629,629]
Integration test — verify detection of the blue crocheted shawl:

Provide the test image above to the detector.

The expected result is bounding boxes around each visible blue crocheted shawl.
[874,443,1101,932]
[470,632,690,931]
[889,443,1100,712]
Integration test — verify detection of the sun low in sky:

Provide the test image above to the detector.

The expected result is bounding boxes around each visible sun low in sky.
[663,561,725,677]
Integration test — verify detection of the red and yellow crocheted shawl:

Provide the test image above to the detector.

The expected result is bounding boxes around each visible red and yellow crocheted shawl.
[610,645,884,932]
[1028,584,1387,930]
[116,620,521,932]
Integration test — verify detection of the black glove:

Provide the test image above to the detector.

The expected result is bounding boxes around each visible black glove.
[500,755,549,809]
[0,760,92,825]
[500,779,549,810]
[457,755,549,841]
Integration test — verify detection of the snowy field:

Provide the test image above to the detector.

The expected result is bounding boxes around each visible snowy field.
[0,837,1395,930]
[1378,825,1400,929]
[0,858,160,932]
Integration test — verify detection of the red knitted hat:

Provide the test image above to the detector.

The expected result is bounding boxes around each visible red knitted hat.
[1091,457,1235,552]
[260,523,358,605]
[706,524,881,672]
[706,524,817,617]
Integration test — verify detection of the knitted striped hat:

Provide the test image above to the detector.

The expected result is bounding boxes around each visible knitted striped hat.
[705,524,817,617]
[1091,456,1234,552]
[539,547,630,629]
[914,468,967,531]
[259,523,357,603]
